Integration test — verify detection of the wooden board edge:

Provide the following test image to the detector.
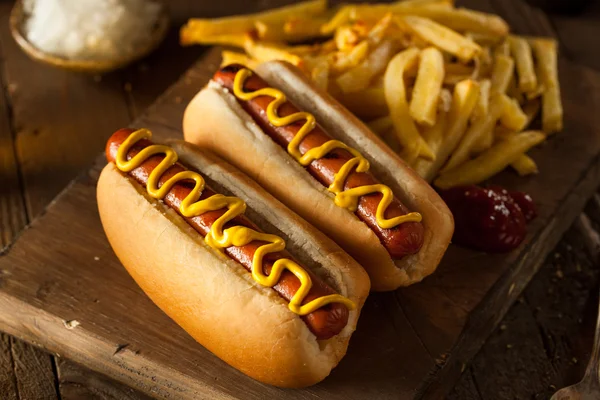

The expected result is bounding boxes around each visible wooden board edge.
[417,151,600,399]
[0,291,237,400]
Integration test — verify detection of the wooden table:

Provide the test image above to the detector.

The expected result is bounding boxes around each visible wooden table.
[1,0,599,398]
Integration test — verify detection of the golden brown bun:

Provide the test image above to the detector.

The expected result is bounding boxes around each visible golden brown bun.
[182,61,454,291]
[97,141,369,388]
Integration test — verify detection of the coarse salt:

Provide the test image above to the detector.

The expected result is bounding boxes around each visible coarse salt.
[23,0,161,61]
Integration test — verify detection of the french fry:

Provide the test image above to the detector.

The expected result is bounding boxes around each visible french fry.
[435,130,545,188]
[398,15,481,62]
[443,61,474,85]
[506,73,525,104]
[422,110,449,158]
[500,97,528,131]
[401,6,509,37]
[367,115,393,136]
[494,125,516,140]
[335,25,362,51]
[471,126,495,154]
[494,40,510,57]
[244,37,303,66]
[181,33,248,48]
[529,38,562,133]
[409,47,445,126]
[366,13,394,45]
[414,79,480,181]
[508,35,537,93]
[438,88,453,112]
[443,93,510,171]
[180,0,326,43]
[283,17,327,41]
[220,51,257,69]
[471,79,491,121]
[311,58,330,91]
[510,154,538,176]
[320,6,354,35]
[330,41,370,73]
[490,54,514,94]
[335,87,388,119]
[336,40,395,93]
[254,21,285,42]
[384,48,435,164]
[467,32,504,46]
[522,98,541,128]
[348,3,508,37]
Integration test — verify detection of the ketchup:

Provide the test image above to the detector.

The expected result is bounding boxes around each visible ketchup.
[439,185,537,253]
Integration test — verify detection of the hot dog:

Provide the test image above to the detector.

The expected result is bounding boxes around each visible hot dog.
[213,64,424,259]
[183,61,454,290]
[97,128,369,387]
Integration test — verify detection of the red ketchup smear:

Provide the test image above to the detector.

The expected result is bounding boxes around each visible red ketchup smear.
[438,185,537,253]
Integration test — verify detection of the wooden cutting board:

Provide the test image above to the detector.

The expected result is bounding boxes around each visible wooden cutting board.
[2,25,600,400]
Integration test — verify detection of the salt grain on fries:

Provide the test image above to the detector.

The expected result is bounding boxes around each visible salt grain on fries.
[181,0,563,188]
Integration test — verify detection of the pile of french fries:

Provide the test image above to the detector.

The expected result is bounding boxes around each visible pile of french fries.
[181,0,563,189]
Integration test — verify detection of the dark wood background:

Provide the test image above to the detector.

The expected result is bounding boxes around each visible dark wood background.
[0,0,599,398]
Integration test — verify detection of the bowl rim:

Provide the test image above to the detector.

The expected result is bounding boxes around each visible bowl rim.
[10,0,170,73]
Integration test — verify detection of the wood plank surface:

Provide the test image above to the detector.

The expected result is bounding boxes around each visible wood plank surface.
[0,0,599,399]
[449,210,600,399]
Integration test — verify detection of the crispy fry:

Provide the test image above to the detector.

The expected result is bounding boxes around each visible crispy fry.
[410,47,445,126]
[244,37,303,66]
[401,6,509,37]
[311,58,330,90]
[466,32,504,46]
[510,154,538,176]
[330,41,370,72]
[367,115,393,136]
[180,0,326,43]
[181,33,248,48]
[494,40,510,57]
[529,38,562,133]
[500,97,528,131]
[438,88,453,112]
[398,15,482,62]
[522,98,541,128]
[443,93,509,171]
[254,21,285,42]
[336,40,395,93]
[320,6,354,35]
[348,3,508,36]
[471,126,495,154]
[414,79,480,181]
[335,87,388,119]
[335,25,362,51]
[494,125,516,140]
[471,79,490,121]
[220,51,258,69]
[421,110,449,158]
[283,17,327,41]
[435,130,545,188]
[490,54,514,94]
[384,48,435,164]
[506,73,525,104]
[508,35,537,93]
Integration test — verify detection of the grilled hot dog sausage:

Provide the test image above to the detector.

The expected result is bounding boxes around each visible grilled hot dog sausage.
[106,128,349,340]
[213,64,424,259]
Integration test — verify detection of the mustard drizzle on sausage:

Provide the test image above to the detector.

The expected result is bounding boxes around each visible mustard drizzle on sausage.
[115,128,355,316]
[231,68,422,230]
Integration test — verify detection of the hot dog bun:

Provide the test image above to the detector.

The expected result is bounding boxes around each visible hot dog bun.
[97,139,369,388]
[183,61,454,291]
